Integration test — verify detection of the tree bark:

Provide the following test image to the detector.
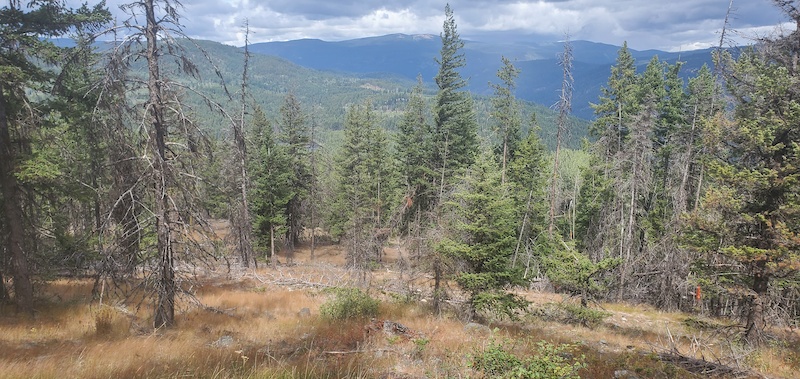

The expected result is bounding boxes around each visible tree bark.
[744,263,769,345]
[0,86,34,316]
[144,0,175,329]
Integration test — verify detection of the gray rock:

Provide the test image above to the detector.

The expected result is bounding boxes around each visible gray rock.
[464,322,490,333]
[212,335,234,348]
[298,308,311,317]
[614,369,640,379]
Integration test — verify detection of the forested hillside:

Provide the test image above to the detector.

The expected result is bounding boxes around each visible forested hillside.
[1,0,799,377]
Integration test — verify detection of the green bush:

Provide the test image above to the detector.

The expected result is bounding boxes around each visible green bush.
[559,303,611,328]
[471,339,585,379]
[319,287,379,320]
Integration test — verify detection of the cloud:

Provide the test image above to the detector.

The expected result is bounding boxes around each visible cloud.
[67,0,790,51]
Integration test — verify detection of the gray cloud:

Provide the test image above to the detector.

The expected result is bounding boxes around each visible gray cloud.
[70,0,790,51]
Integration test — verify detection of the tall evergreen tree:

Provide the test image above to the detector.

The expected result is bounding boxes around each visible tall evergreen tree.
[277,93,311,257]
[0,0,110,314]
[331,101,393,273]
[507,119,549,277]
[432,4,478,204]
[489,56,522,185]
[249,106,293,267]
[688,43,800,344]
[396,77,435,252]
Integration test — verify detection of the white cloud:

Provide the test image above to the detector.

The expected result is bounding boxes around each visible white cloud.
[65,0,791,50]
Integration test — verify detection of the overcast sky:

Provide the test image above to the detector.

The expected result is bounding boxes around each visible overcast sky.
[78,0,791,51]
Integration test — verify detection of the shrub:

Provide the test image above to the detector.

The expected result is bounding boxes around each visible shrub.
[558,303,611,328]
[320,287,379,320]
[471,339,585,379]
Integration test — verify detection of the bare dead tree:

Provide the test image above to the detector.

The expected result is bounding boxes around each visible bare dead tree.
[94,0,230,328]
[549,36,573,237]
[231,20,255,268]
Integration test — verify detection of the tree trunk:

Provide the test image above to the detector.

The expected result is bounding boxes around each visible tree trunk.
[744,264,769,345]
[145,0,175,329]
[0,87,34,316]
[270,224,276,269]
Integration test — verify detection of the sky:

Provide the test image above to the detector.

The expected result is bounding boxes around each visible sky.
[72,0,792,52]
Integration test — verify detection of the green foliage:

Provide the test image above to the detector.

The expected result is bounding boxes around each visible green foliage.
[555,303,611,328]
[686,43,800,342]
[490,56,522,178]
[471,339,585,379]
[328,100,397,268]
[436,152,528,319]
[278,93,312,249]
[250,106,294,254]
[396,77,436,218]
[319,287,380,320]
[542,238,620,305]
[432,4,478,196]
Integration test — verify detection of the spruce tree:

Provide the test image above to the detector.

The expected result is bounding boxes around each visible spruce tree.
[277,93,311,257]
[688,44,800,344]
[436,152,527,320]
[396,77,434,230]
[432,4,478,204]
[331,101,393,272]
[249,107,293,267]
[0,0,110,314]
[490,56,522,185]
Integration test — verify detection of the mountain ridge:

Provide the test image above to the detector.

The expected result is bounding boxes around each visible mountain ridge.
[247,34,720,119]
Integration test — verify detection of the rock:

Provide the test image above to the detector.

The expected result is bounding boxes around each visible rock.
[298,308,311,318]
[614,369,640,379]
[212,335,234,348]
[464,322,491,334]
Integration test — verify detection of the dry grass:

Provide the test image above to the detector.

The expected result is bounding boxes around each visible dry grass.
[0,243,796,378]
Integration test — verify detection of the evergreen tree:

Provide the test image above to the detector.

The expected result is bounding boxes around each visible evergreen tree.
[331,101,393,273]
[432,4,478,204]
[249,106,293,267]
[490,56,522,185]
[590,42,639,156]
[277,92,311,257]
[436,152,527,319]
[396,76,435,219]
[0,0,110,314]
[507,119,550,277]
[688,45,800,344]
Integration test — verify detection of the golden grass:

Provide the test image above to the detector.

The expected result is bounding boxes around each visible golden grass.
[0,246,797,378]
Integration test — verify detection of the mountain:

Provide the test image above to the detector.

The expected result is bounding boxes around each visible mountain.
[248,35,719,119]
[81,38,583,148]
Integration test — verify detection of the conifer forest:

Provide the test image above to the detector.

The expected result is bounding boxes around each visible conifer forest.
[1,1,800,378]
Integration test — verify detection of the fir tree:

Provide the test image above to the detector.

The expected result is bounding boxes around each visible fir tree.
[432,4,478,204]
[490,56,522,185]
[0,0,110,314]
[277,93,311,257]
[331,101,394,272]
[688,45,800,344]
[436,152,527,320]
[249,106,293,267]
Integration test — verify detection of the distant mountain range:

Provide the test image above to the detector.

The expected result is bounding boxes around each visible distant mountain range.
[248,34,720,119]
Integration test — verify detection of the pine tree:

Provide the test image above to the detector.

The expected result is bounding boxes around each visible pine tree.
[432,4,478,204]
[590,42,639,156]
[507,119,549,277]
[396,76,435,221]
